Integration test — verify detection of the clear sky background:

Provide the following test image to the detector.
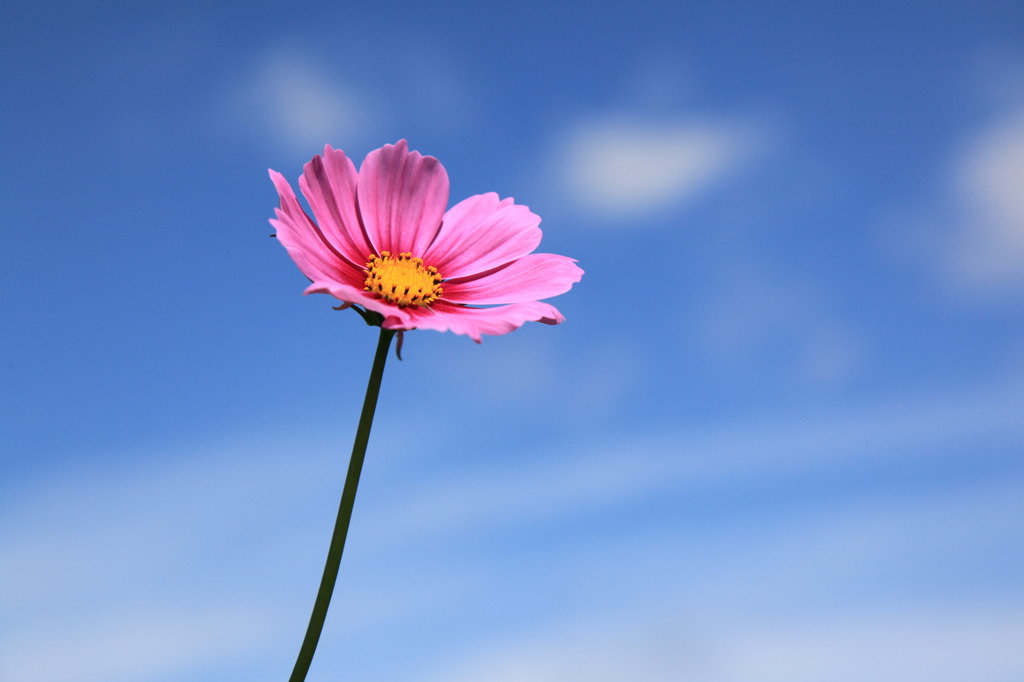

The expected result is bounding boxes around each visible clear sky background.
[3,1,1024,680]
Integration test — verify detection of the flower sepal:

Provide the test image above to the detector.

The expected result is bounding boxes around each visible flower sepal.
[336,303,386,328]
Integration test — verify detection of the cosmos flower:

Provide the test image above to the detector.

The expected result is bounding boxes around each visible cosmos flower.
[269,140,583,342]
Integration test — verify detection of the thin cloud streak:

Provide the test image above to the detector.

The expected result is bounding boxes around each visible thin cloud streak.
[4,377,1020,590]
[2,377,1020,681]
[417,476,1024,682]
[422,604,1024,682]
[362,378,1024,549]
[1,607,275,682]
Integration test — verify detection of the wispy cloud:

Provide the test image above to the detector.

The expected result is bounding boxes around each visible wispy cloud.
[417,468,1024,682]
[3,377,1020,681]
[555,117,762,220]
[424,600,1024,682]
[0,429,341,682]
[886,59,1024,297]
[714,607,1024,682]
[214,41,477,158]
[218,48,374,155]
[359,375,1024,550]
[421,603,1024,682]
[1,606,274,682]
[693,264,866,385]
[418,333,644,426]
[946,106,1024,289]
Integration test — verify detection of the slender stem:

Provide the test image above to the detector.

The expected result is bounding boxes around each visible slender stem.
[289,327,396,682]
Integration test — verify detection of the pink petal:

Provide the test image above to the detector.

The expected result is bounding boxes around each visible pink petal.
[388,301,566,343]
[298,146,374,268]
[357,140,449,256]
[441,254,584,305]
[269,169,355,285]
[424,193,543,279]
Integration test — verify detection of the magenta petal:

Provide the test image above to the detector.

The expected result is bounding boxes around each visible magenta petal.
[357,140,449,256]
[299,146,373,268]
[269,169,352,285]
[425,193,543,279]
[390,301,566,342]
[442,254,584,305]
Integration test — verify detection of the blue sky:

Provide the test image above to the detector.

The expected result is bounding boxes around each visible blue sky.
[3,1,1024,680]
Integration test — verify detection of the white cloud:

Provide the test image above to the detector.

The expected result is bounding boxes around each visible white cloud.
[220,48,373,155]
[214,42,476,157]
[947,107,1024,287]
[557,117,760,218]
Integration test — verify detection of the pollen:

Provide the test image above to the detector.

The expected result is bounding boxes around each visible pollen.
[363,251,443,307]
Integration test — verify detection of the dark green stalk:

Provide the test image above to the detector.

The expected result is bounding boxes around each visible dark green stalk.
[289,327,396,682]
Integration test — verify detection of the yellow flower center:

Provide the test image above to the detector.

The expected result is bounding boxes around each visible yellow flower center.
[363,251,443,307]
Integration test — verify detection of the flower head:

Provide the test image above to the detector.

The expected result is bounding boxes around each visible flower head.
[269,140,583,342]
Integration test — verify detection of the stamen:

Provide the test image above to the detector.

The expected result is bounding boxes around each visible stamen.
[363,251,443,307]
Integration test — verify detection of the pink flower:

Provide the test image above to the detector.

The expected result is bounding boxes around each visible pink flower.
[269,140,583,342]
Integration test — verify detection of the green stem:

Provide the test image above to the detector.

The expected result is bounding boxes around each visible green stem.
[289,327,396,682]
